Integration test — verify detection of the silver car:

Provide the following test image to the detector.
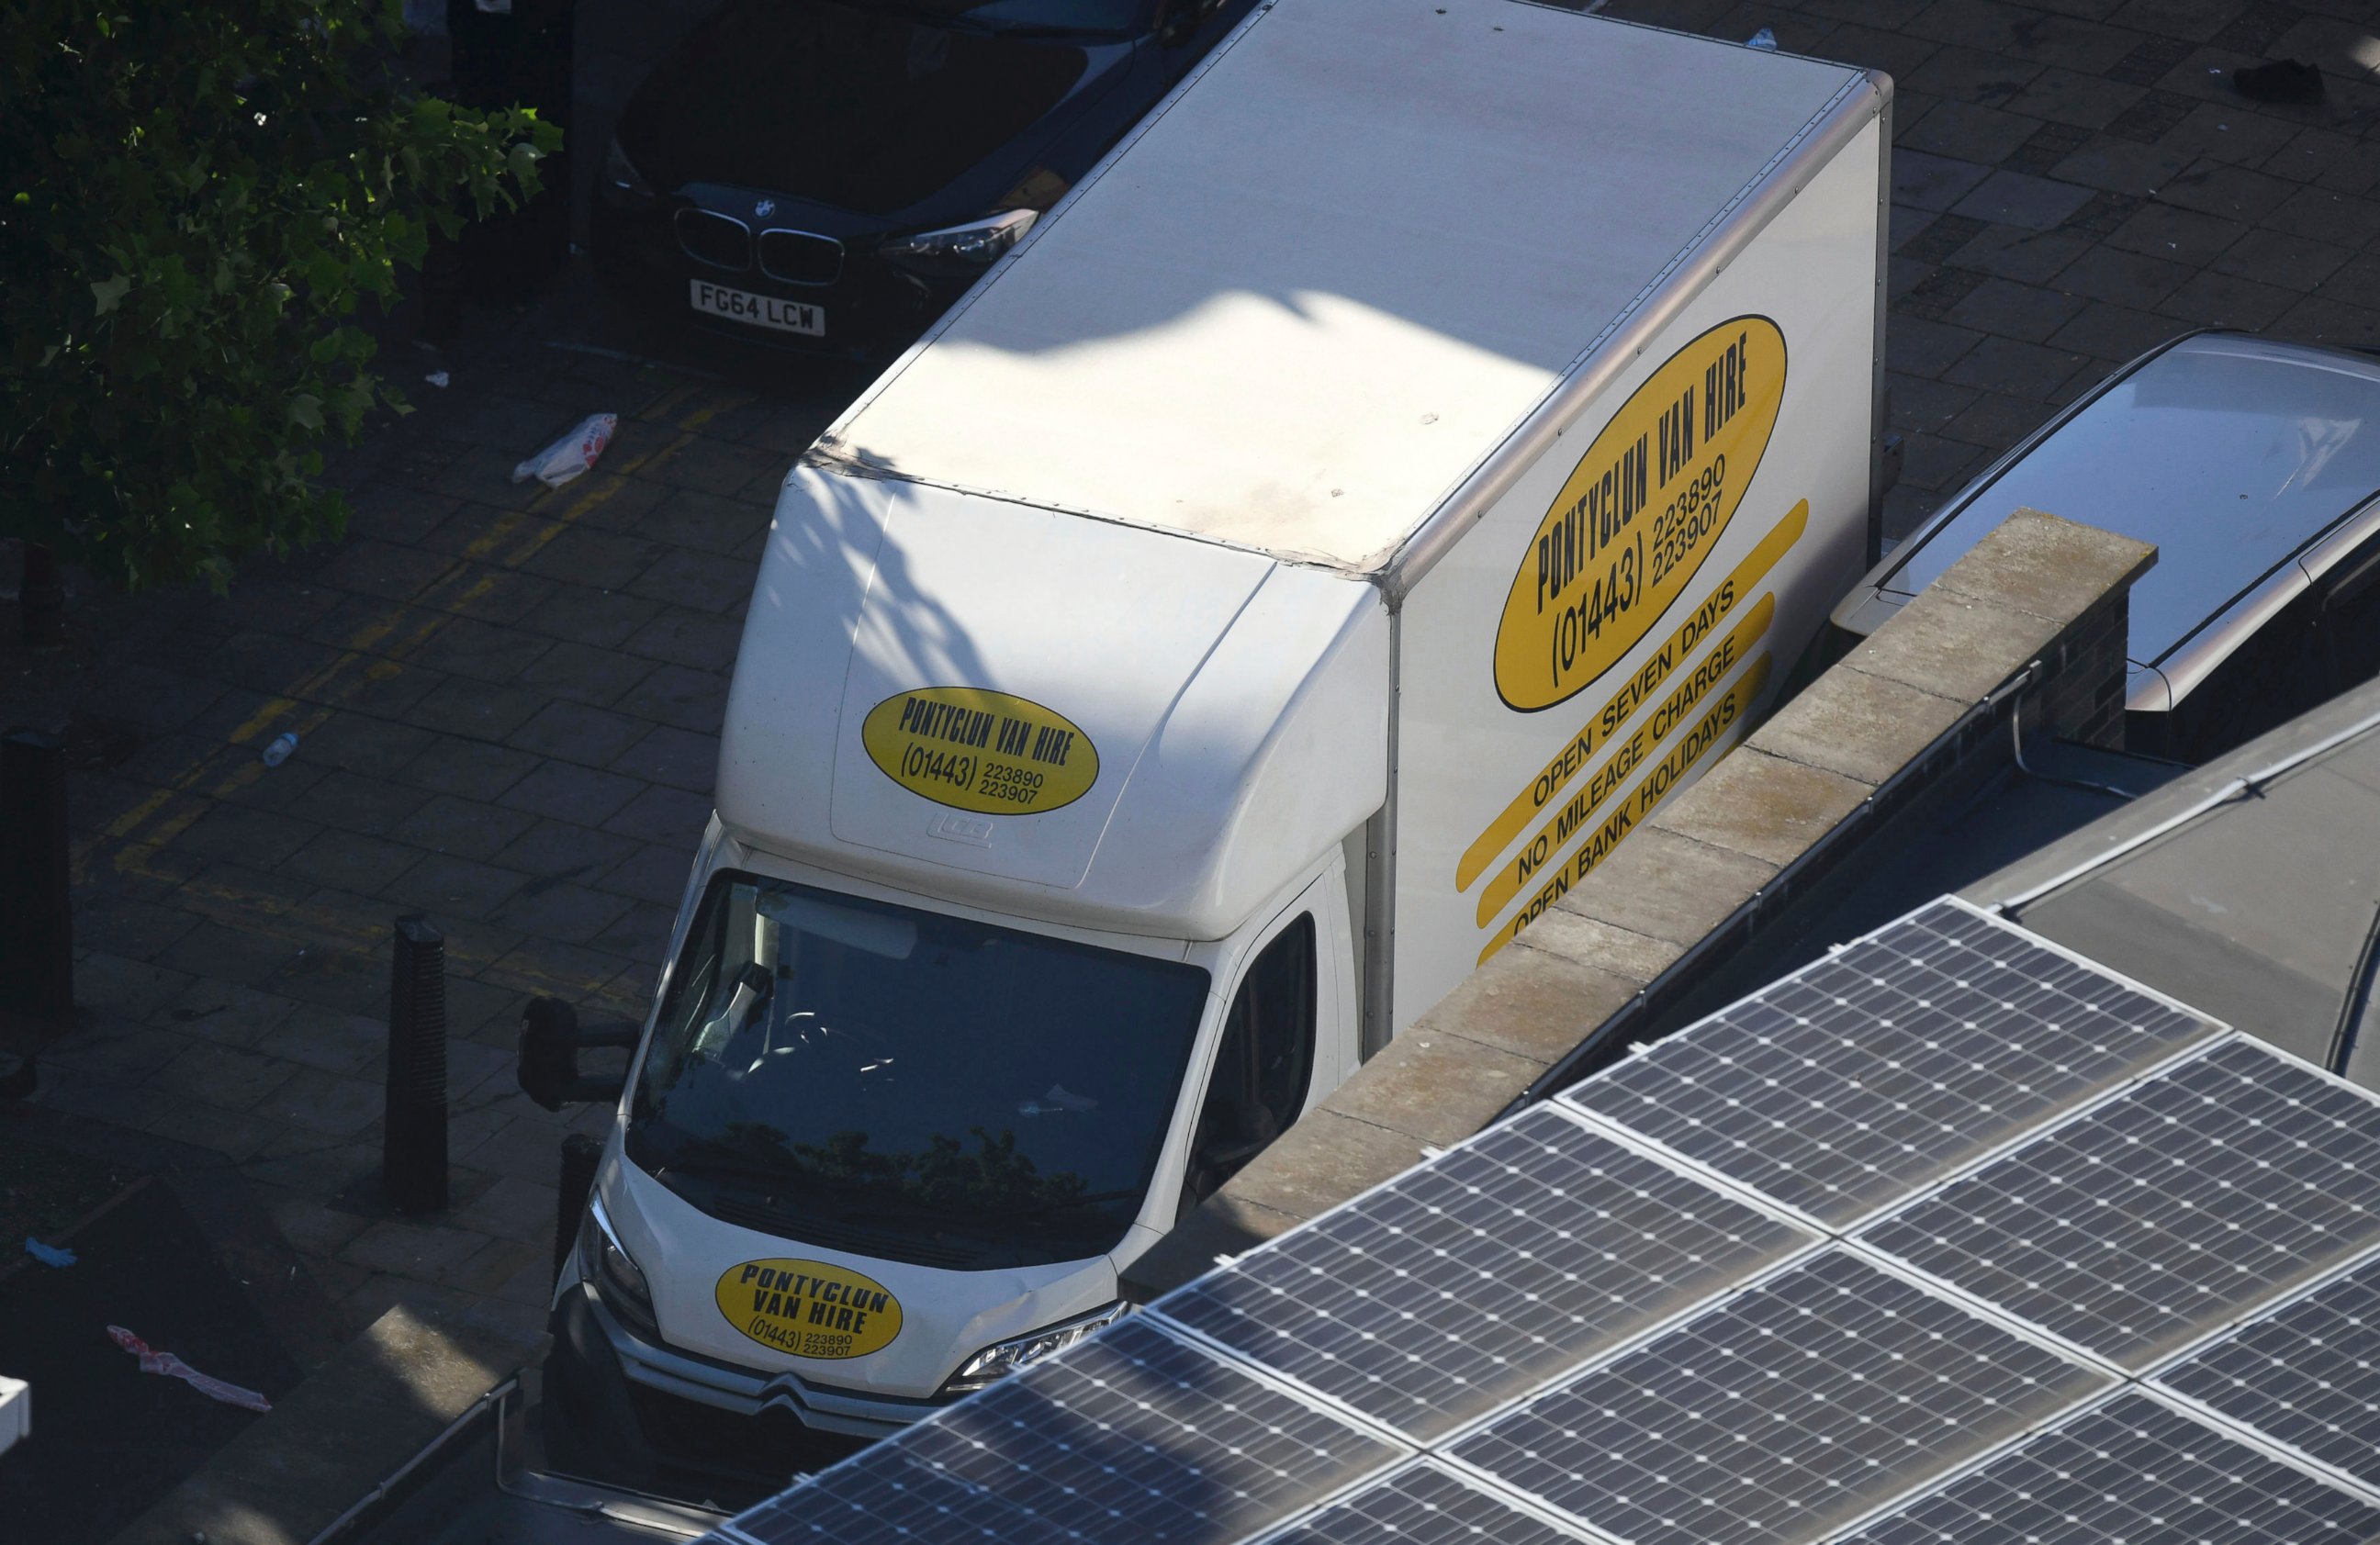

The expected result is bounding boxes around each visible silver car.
[1835,330,2380,763]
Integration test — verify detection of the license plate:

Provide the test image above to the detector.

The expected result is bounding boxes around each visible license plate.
[689,279,825,337]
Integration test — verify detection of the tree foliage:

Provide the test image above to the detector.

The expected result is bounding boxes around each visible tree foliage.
[0,1,559,589]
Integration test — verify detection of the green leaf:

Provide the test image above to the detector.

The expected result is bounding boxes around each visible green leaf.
[0,0,560,589]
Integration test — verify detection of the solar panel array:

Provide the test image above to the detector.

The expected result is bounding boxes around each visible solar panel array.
[1563,899,2219,1226]
[1864,1036,2380,1369]
[1443,1248,2107,1545]
[1159,1103,1814,1439]
[1257,1461,1582,1545]
[715,899,2380,1545]
[2154,1253,2380,1493]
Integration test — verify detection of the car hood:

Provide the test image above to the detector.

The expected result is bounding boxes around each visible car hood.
[623,0,1106,218]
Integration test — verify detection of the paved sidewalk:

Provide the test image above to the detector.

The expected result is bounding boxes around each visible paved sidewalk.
[1611,0,2380,538]
[18,328,845,1342]
[8,0,2378,1358]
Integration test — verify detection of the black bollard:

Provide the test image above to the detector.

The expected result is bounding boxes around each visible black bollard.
[384,915,450,1214]
[555,1131,602,1285]
[0,729,73,1030]
[18,543,63,648]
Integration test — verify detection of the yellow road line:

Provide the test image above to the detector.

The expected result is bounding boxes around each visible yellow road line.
[89,386,754,876]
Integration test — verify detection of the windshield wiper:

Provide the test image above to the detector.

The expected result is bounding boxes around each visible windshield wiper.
[658,1159,990,1234]
[983,1187,1142,1219]
[976,21,1134,36]
[650,1153,789,1188]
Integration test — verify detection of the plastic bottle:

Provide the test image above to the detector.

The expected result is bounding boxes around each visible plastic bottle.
[261,733,298,767]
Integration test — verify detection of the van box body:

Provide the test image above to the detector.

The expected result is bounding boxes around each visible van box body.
[559,0,1892,1451]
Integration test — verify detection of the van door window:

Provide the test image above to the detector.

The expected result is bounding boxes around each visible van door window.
[1181,914,1316,1215]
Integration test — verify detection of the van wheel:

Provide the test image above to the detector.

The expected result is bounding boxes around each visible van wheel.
[542,1295,657,1489]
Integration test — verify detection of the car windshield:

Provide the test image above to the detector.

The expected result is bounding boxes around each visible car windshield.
[865,0,1151,34]
[626,872,1210,1269]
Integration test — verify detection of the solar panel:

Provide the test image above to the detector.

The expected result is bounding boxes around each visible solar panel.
[2155,1251,2380,1490]
[1827,1391,2380,1545]
[1861,1036,2380,1370]
[1155,1103,1816,1439]
[721,1316,1404,1545]
[1253,1461,1585,1545]
[724,897,2380,1545]
[1564,900,2217,1228]
[1444,1248,2107,1545]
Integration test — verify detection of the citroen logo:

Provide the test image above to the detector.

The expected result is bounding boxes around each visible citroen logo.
[754,198,777,219]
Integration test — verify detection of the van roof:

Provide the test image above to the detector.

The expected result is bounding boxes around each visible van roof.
[814,0,1869,576]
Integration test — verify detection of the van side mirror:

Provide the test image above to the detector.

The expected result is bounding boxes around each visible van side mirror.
[1203,1097,1280,1170]
[1157,0,1218,46]
[1184,1097,1280,1206]
[518,997,640,1112]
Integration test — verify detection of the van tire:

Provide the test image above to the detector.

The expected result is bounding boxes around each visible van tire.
[543,1293,659,1489]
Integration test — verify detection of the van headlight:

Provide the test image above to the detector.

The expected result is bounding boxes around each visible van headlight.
[879,209,1038,274]
[938,1302,1128,1397]
[579,1198,659,1338]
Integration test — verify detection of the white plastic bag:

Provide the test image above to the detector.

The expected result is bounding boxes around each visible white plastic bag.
[512,413,617,487]
[108,1326,272,1413]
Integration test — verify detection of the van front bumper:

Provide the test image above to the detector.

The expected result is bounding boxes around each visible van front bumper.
[575,1282,951,1440]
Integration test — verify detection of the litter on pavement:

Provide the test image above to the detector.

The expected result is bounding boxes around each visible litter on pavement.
[24,1237,74,1268]
[423,370,451,388]
[2233,58,2323,103]
[512,412,617,487]
[260,732,298,767]
[106,1327,272,1414]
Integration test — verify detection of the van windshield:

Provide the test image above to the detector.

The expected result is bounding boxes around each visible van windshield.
[625,872,1210,1271]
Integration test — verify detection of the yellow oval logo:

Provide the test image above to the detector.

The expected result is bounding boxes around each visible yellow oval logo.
[861,687,1099,815]
[716,1258,904,1360]
[1495,316,1787,711]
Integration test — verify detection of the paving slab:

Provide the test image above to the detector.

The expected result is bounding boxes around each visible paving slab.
[1593,0,2380,539]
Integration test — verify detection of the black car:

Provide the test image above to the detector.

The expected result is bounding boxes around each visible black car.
[592,0,1249,361]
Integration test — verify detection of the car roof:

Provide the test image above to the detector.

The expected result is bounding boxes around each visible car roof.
[1882,331,2380,666]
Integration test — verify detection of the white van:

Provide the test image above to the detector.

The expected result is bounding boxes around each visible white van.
[524,0,1892,1482]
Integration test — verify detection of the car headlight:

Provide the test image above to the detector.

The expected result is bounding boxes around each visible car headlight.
[601,137,656,203]
[937,1302,1128,1397]
[879,209,1038,274]
[579,1197,658,1338]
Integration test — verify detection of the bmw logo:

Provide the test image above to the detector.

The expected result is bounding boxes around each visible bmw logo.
[754,199,776,219]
